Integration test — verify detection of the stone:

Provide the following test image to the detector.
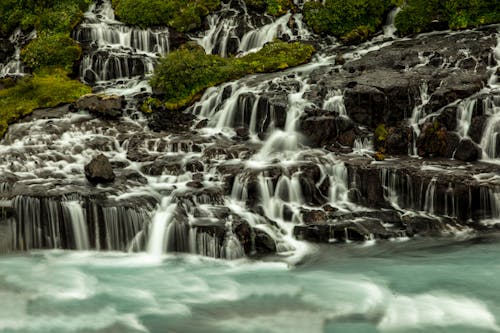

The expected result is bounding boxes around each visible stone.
[75,94,124,118]
[84,154,115,183]
[454,138,482,162]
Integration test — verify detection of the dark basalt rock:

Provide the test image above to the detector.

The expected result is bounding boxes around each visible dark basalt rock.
[84,154,116,183]
[454,138,482,162]
[75,94,124,118]
[148,110,195,133]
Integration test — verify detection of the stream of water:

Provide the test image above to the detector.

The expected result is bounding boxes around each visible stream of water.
[1,236,499,333]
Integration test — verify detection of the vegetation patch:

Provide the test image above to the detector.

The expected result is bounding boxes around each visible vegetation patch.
[245,0,294,17]
[148,40,315,111]
[395,0,500,35]
[111,0,220,32]
[0,0,91,38]
[302,0,396,44]
[0,69,91,137]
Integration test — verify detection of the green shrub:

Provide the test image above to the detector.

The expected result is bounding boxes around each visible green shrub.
[149,41,315,111]
[0,0,91,37]
[246,0,294,16]
[395,0,500,35]
[21,33,82,72]
[303,0,393,43]
[0,69,91,137]
[111,0,220,32]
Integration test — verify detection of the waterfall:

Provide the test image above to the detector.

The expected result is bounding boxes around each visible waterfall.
[74,0,171,93]
[479,32,500,160]
[0,29,36,78]
[409,82,430,155]
[146,198,176,257]
[62,201,90,250]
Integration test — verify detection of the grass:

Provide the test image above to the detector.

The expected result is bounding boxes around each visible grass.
[148,40,315,111]
[0,69,91,137]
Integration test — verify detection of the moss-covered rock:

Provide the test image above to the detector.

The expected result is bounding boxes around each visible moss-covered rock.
[21,33,82,72]
[148,40,315,111]
[111,0,220,32]
[0,0,91,37]
[395,0,500,35]
[245,0,294,16]
[303,0,394,43]
[0,69,91,137]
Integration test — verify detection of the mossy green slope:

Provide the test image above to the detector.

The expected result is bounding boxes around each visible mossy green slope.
[111,0,220,32]
[302,0,396,44]
[148,41,315,111]
[0,70,91,137]
[395,0,500,35]
[0,0,92,137]
[245,0,294,17]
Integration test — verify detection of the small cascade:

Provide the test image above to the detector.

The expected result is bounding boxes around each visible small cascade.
[409,82,431,155]
[74,0,171,93]
[423,177,437,214]
[195,0,311,57]
[456,98,477,138]
[0,29,36,78]
[62,201,90,250]
[254,78,311,159]
[382,7,402,38]
[323,89,347,116]
[147,198,177,257]
[239,13,294,53]
[478,31,500,160]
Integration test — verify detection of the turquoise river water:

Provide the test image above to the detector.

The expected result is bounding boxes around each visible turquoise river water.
[1,235,500,333]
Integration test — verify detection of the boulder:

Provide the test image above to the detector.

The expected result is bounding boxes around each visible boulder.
[84,154,115,183]
[75,94,124,118]
[454,138,482,162]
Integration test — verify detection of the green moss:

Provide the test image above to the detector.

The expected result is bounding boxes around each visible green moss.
[149,40,315,111]
[21,33,82,72]
[303,0,394,43]
[246,0,294,16]
[0,69,91,137]
[395,0,500,35]
[0,0,91,37]
[111,0,220,32]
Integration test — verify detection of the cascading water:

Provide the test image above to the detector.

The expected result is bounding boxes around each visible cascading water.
[73,0,171,93]
[0,28,36,78]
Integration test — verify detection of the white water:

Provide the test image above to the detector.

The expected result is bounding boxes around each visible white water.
[62,201,90,250]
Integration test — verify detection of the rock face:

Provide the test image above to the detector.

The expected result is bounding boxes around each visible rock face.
[84,154,116,183]
[75,94,124,118]
[454,138,482,162]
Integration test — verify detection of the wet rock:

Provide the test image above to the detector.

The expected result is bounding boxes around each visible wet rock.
[148,110,195,133]
[301,209,327,225]
[416,122,448,157]
[253,229,277,255]
[84,154,115,183]
[402,215,446,236]
[75,94,124,118]
[185,159,204,172]
[454,138,482,162]
[384,126,412,155]
[436,106,457,131]
[444,132,461,158]
[300,114,337,147]
[468,115,488,143]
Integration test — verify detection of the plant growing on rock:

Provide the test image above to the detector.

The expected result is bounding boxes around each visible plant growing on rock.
[395,0,500,35]
[0,69,91,137]
[111,0,220,32]
[302,0,395,43]
[148,40,315,111]
[245,0,294,16]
